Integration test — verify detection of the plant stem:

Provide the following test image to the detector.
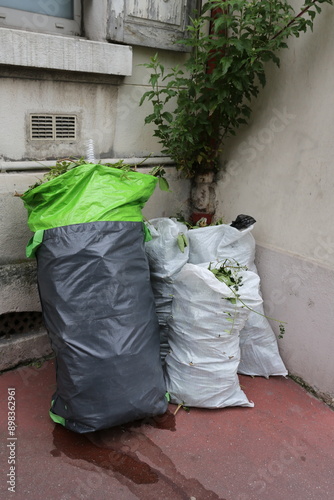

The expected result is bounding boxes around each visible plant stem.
[174,404,183,415]
[272,0,319,40]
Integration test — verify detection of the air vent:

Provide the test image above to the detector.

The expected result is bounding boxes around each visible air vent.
[0,311,44,339]
[55,115,76,139]
[31,115,53,140]
[30,114,77,141]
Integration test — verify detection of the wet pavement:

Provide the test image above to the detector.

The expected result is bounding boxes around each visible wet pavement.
[1,358,334,500]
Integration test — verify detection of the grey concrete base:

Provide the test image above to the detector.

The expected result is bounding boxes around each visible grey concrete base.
[0,261,41,315]
[0,329,53,372]
[255,243,334,400]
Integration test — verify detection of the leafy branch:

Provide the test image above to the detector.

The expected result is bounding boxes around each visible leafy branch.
[25,157,170,192]
[140,0,333,178]
[208,259,286,337]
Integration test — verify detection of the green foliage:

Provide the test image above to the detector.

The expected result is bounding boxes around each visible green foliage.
[43,157,91,182]
[209,259,244,300]
[26,158,170,191]
[209,259,287,336]
[140,0,333,178]
[279,323,286,339]
[209,259,246,334]
[149,165,171,191]
[177,232,189,253]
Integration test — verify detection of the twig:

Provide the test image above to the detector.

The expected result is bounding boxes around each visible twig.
[272,0,319,40]
[173,404,183,416]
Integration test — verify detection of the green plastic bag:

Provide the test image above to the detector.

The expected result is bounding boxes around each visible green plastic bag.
[22,164,158,257]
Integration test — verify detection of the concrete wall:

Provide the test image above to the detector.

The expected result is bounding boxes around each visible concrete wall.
[0,68,120,162]
[216,3,334,398]
[113,46,188,158]
[0,2,190,317]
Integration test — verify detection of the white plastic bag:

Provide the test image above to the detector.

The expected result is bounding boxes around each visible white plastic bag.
[188,224,287,377]
[188,224,255,268]
[165,263,262,408]
[145,218,189,361]
[146,218,189,279]
[238,306,288,377]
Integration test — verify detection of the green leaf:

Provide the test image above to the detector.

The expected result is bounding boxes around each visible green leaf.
[139,91,153,106]
[177,232,188,252]
[150,74,160,87]
[177,233,185,253]
[161,111,173,123]
[139,0,332,179]
[158,177,171,192]
[144,113,157,124]
[220,57,233,75]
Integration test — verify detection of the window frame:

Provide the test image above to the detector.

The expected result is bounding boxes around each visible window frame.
[107,0,199,52]
[0,0,81,37]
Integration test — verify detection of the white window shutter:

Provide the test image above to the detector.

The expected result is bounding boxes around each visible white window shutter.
[107,0,199,51]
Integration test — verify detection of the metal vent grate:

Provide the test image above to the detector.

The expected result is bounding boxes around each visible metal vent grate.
[30,114,77,140]
[55,115,76,139]
[31,115,54,140]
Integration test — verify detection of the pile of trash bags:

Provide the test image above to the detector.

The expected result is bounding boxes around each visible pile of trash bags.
[22,165,287,430]
[145,218,288,409]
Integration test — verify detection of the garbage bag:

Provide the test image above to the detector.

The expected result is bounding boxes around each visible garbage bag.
[165,263,262,408]
[37,221,168,433]
[188,224,255,268]
[187,224,287,378]
[238,309,288,377]
[22,165,168,432]
[145,218,189,362]
[22,163,158,231]
[22,164,157,257]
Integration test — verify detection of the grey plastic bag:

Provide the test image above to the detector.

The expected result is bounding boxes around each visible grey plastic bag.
[37,221,168,433]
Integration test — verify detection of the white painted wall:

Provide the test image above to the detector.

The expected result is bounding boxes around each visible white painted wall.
[0,2,190,316]
[0,168,189,315]
[113,46,188,158]
[0,73,119,161]
[216,3,334,397]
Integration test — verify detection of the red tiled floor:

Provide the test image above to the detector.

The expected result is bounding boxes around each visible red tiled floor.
[0,359,333,500]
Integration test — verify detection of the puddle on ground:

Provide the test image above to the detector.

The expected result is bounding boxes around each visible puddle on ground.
[51,409,226,500]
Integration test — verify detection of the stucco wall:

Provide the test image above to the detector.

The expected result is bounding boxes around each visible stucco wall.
[216,3,334,397]
[113,46,188,158]
[0,25,190,316]
[0,165,189,313]
[0,69,120,162]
